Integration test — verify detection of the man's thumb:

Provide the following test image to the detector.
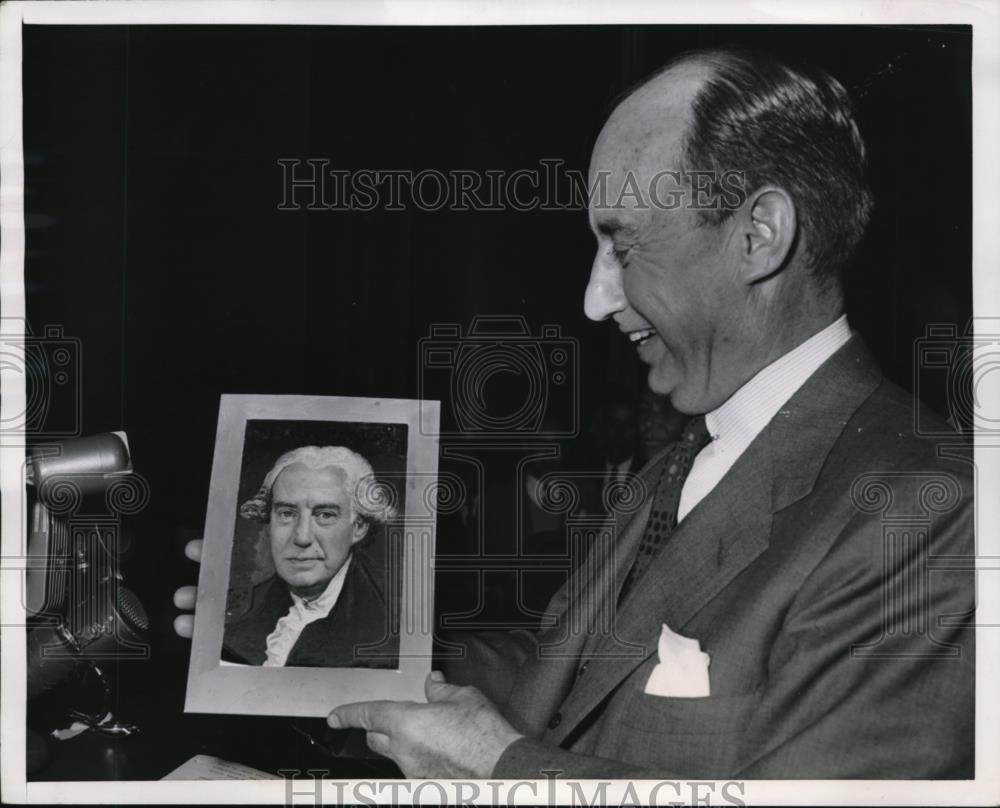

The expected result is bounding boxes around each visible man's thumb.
[425,670,461,701]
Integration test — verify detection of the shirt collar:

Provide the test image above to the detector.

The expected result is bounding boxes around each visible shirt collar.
[705,315,852,446]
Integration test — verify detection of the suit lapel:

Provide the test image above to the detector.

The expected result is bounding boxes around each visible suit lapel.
[545,336,884,746]
[549,433,773,742]
[622,432,773,635]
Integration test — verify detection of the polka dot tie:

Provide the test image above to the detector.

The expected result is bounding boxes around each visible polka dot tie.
[618,415,712,605]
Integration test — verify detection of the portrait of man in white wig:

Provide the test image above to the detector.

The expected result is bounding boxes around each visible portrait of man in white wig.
[222,445,399,669]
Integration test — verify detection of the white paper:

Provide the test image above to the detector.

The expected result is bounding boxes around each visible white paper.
[161,755,280,781]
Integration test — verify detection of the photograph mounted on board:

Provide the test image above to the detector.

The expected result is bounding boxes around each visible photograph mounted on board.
[185,395,439,717]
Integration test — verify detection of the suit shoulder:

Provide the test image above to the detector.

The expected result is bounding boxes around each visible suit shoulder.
[836,376,971,477]
[809,377,975,561]
[779,374,974,552]
[226,576,282,624]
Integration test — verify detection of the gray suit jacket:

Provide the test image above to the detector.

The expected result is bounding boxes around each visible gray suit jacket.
[464,337,974,779]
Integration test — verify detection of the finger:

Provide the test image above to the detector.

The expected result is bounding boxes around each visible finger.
[173,585,197,610]
[365,731,392,758]
[425,672,471,702]
[173,614,194,639]
[184,539,203,563]
[327,700,400,732]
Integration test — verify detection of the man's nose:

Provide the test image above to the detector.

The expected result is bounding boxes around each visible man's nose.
[584,254,626,321]
[292,518,313,546]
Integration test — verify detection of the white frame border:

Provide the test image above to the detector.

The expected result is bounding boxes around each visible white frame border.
[185,394,438,717]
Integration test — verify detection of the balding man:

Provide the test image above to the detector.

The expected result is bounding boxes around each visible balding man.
[179,48,974,779]
[325,49,974,779]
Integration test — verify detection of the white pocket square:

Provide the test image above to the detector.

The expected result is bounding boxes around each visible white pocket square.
[644,623,711,698]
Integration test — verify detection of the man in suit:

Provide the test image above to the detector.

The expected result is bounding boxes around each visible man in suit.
[222,445,398,668]
[322,48,975,778]
[176,47,974,778]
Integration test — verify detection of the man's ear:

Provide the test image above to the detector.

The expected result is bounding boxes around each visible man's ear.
[352,517,370,544]
[738,186,797,284]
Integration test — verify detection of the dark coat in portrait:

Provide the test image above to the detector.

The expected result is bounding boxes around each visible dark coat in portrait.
[222,542,399,669]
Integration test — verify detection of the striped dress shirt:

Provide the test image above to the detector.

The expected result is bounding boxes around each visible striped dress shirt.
[677,315,852,522]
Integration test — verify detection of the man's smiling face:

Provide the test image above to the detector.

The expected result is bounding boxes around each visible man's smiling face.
[584,64,746,415]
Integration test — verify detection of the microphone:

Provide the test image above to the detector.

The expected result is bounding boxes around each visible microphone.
[25,432,134,617]
[24,430,149,699]
[24,430,149,767]
[27,431,132,494]
[27,583,149,700]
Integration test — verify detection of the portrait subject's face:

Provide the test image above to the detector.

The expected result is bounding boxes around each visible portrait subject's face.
[268,463,368,598]
[583,67,745,415]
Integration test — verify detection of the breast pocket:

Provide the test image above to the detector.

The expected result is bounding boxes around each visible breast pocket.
[623,689,762,735]
[606,688,762,777]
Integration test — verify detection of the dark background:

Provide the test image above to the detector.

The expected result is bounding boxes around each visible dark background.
[21,24,971,778]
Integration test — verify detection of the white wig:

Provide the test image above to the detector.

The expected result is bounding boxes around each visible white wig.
[239,445,396,524]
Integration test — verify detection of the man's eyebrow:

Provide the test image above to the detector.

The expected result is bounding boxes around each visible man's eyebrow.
[595,218,638,238]
[271,500,343,512]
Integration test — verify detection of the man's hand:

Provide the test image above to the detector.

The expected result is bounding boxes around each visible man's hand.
[172,539,202,638]
[328,671,524,779]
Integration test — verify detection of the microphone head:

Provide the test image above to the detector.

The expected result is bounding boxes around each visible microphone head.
[64,582,149,655]
[29,432,132,497]
[27,584,150,700]
[116,585,150,632]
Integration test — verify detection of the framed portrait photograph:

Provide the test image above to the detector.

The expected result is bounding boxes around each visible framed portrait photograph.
[184,394,439,716]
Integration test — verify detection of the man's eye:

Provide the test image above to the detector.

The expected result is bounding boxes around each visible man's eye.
[611,244,631,265]
[274,508,296,521]
[314,510,338,523]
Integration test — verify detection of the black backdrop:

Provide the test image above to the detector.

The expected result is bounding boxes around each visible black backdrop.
[21,24,971,770]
